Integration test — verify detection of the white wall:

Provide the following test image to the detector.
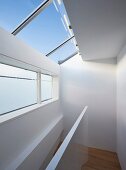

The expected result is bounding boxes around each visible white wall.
[0,28,63,170]
[0,101,63,170]
[60,54,116,152]
[117,45,126,170]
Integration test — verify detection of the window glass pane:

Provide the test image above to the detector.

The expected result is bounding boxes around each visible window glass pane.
[0,63,37,79]
[17,2,70,55]
[0,0,45,32]
[48,38,78,63]
[41,74,52,81]
[41,74,52,101]
[0,64,37,115]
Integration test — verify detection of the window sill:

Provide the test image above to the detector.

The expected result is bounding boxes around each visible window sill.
[0,98,58,125]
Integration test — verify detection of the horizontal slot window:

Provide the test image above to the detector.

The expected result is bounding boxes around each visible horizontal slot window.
[0,63,37,79]
[0,64,37,115]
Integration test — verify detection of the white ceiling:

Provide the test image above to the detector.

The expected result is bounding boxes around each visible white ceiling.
[63,0,126,60]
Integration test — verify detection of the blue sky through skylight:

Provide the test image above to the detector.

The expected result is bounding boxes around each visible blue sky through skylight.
[0,0,78,64]
[17,2,70,55]
[48,38,77,63]
[0,0,45,32]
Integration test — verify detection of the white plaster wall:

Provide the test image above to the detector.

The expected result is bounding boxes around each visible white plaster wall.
[117,45,126,170]
[0,28,62,170]
[60,54,116,152]
[0,101,63,170]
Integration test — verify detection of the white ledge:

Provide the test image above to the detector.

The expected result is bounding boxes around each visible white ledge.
[6,114,63,170]
[46,106,88,170]
[0,98,58,125]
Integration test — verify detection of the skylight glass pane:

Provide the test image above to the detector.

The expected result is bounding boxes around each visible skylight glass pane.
[17,2,70,55]
[48,38,78,63]
[54,0,74,37]
[0,0,45,32]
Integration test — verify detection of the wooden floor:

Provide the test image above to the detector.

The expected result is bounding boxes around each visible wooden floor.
[82,147,121,170]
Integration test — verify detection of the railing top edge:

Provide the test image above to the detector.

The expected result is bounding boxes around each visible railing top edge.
[46,105,88,170]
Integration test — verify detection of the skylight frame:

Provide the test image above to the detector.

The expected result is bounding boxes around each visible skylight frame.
[47,37,79,63]
[46,35,79,64]
[58,51,79,64]
[8,0,79,64]
[46,35,75,56]
[12,0,52,35]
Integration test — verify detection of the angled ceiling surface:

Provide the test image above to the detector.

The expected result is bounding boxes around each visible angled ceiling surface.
[63,0,126,60]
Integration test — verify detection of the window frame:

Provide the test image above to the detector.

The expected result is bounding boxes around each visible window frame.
[0,63,38,115]
[41,73,53,102]
[0,63,56,116]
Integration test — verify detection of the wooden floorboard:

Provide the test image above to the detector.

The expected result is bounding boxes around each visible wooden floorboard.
[82,147,121,170]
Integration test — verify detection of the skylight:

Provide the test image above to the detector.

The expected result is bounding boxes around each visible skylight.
[0,0,79,64]
[48,37,78,63]
[0,0,45,32]
[17,2,70,55]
